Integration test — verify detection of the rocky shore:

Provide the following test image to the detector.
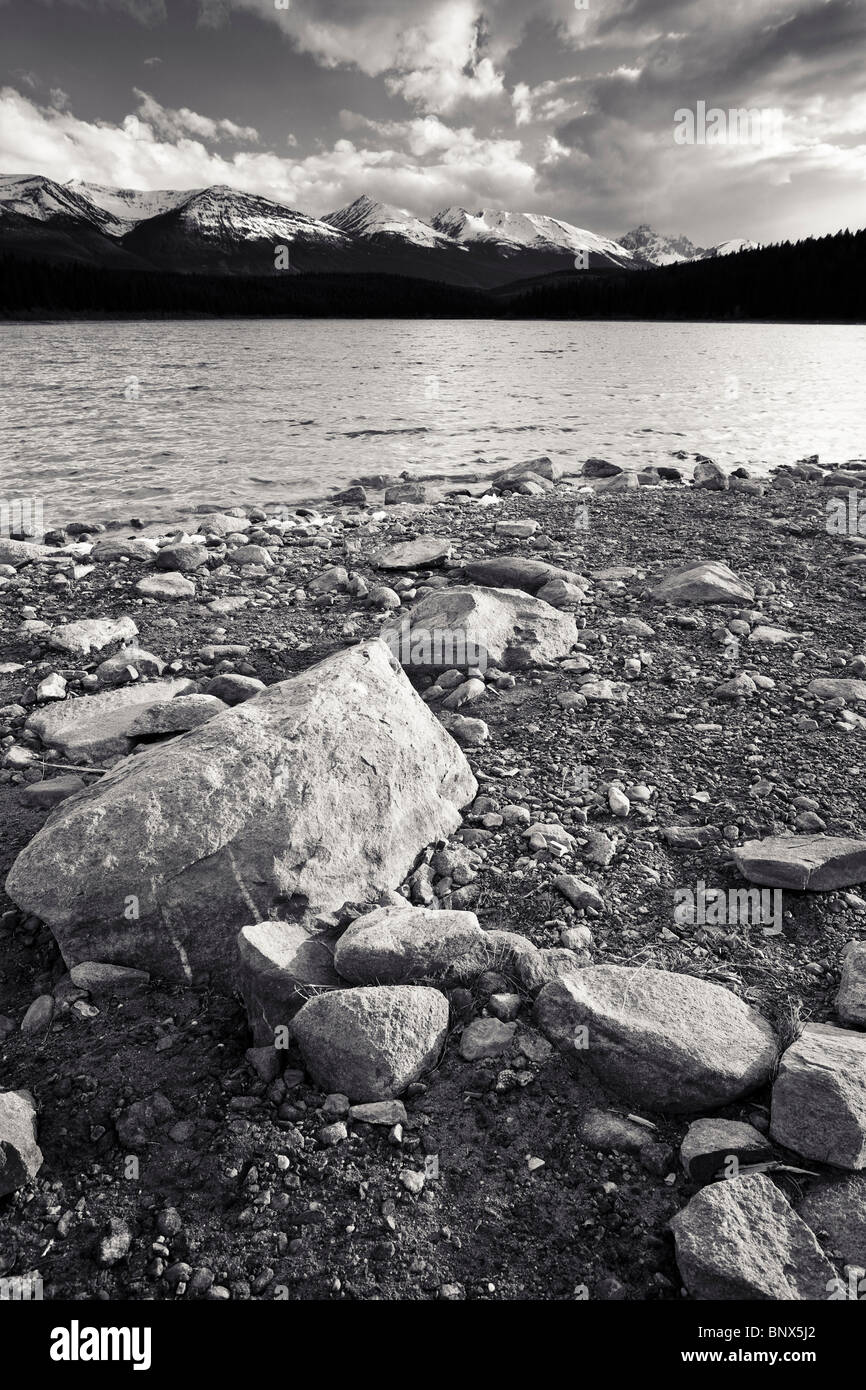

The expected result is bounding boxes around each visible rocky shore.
[2,449,866,1302]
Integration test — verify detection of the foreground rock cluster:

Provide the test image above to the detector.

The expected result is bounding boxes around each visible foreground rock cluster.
[2,448,866,1301]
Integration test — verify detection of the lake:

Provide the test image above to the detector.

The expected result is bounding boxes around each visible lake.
[1,318,864,526]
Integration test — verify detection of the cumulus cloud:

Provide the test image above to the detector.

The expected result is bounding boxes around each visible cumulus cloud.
[0,86,536,216]
[132,89,259,143]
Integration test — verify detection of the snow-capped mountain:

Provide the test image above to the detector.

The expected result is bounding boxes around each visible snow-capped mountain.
[619,224,707,266]
[431,206,634,269]
[121,184,357,275]
[0,174,756,285]
[0,173,120,234]
[619,224,760,266]
[325,194,460,251]
[708,237,759,257]
[65,180,196,234]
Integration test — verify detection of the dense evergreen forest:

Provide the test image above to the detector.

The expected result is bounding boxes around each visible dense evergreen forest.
[1,227,862,321]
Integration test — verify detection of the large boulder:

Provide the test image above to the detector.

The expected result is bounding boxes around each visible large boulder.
[670,1174,836,1300]
[680,1118,774,1183]
[385,585,577,672]
[808,677,866,702]
[770,1023,866,1169]
[734,835,866,890]
[651,561,754,605]
[463,556,584,596]
[92,536,159,562]
[24,679,196,761]
[5,641,476,987]
[196,512,250,537]
[492,457,562,484]
[0,538,52,566]
[48,616,138,657]
[0,1090,43,1196]
[797,1175,866,1267]
[291,985,449,1100]
[238,920,342,1046]
[534,966,777,1112]
[334,904,485,985]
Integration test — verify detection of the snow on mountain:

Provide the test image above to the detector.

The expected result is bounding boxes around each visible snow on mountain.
[65,180,196,234]
[0,176,757,282]
[620,225,758,265]
[619,224,707,266]
[708,237,759,257]
[162,186,348,245]
[325,194,461,251]
[0,174,120,233]
[430,206,634,264]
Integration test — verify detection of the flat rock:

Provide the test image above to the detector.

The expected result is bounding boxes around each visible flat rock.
[459,1017,516,1060]
[680,1118,774,1183]
[388,585,577,672]
[0,538,52,566]
[534,966,777,1112]
[0,1090,43,1195]
[197,512,250,537]
[334,904,485,985]
[291,985,449,1101]
[69,961,150,997]
[797,1175,866,1266]
[49,616,138,657]
[463,556,583,595]
[136,572,196,601]
[6,641,476,986]
[770,1023,866,1169]
[581,1108,655,1153]
[238,920,342,1046]
[25,679,195,760]
[652,561,754,606]
[19,775,86,808]
[495,520,538,538]
[127,694,228,737]
[670,1173,836,1300]
[92,537,159,562]
[808,677,866,702]
[349,1100,407,1125]
[374,538,452,570]
[837,942,866,1027]
[734,835,866,890]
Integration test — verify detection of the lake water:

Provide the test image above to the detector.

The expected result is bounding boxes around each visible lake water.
[1,319,864,527]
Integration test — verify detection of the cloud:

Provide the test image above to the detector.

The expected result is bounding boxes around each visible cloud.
[132,89,259,143]
[0,86,536,216]
[230,0,509,114]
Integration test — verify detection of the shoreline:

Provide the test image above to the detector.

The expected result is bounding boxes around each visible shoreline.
[2,452,866,1301]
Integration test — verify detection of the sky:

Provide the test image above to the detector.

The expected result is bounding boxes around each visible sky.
[0,0,864,245]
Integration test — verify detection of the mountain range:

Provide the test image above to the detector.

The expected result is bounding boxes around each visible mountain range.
[0,174,758,286]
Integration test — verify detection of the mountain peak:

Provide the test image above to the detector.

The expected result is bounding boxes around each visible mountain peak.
[325,194,456,249]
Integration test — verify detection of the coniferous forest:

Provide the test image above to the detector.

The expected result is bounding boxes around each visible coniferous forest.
[1,227,863,321]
